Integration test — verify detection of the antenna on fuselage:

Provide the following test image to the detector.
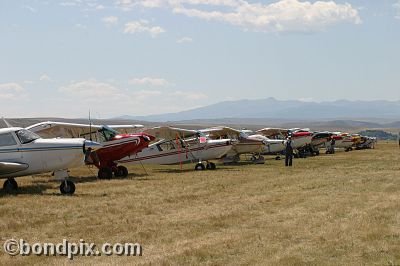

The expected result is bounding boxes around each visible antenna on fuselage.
[89,110,93,141]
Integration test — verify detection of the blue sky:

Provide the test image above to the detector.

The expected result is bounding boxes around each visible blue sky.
[0,0,399,118]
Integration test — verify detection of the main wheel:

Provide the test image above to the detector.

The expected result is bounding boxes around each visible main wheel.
[206,162,216,170]
[98,167,113,179]
[195,163,205,171]
[60,180,75,195]
[3,179,18,193]
[115,166,129,178]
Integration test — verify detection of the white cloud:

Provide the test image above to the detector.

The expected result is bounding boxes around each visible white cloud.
[117,0,361,33]
[75,23,87,30]
[96,4,105,10]
[22,5,37,13]
[59,79,124,102]
[39,74,51,82]
[0,83,28,100]
[124,20,165,37]
[102,16,119,27]
[177,36,193,43]
[394,0,400,19]
[129,77,171,86]
[172,90,208,100]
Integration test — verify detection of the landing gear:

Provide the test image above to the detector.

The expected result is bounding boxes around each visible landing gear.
[60,180,75,195]
[195,163,206,171]
[3,178,18,193]
[98,167,113,179]
[250,155,265,164]
[206,162,216,170]
[114,166,129,178]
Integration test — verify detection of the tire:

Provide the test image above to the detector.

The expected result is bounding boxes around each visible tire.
[3,179,18,193]
[115,166,129,178]
[195,163,205,171]
[206,162,216,170]
[98,167,113,179]
[60,180,76,195]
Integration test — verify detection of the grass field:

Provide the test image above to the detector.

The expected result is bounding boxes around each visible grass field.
[1,142,399,265]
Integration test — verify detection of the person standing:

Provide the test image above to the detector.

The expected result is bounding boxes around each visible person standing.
[285,136,294,167]
[330,138,336,154]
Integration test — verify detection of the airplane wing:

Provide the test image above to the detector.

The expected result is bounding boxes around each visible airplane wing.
[144,126,198,140]
[199,126,241,139]
[0,162,29,175]
[26,121,144,138]
[256,128,289,137]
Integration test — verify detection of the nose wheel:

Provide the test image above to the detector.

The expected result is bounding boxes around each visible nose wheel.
[195,162,216,170]
[3,178,18,193]
[60,180,76,195]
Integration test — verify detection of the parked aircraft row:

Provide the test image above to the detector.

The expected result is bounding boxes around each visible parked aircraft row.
[0,120,377,195]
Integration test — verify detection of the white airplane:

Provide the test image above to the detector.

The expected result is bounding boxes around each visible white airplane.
[256,128,313,150]
[325,132,354,153]
[0,127,100,194]
[117,126,235,170]
[199,126,266,163]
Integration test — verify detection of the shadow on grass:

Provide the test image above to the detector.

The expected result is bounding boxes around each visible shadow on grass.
[0,183,53,197]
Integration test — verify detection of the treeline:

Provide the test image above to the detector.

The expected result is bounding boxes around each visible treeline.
[358,130,398,140]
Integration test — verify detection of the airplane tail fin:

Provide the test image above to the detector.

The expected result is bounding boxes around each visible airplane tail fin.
[2,117,13,128]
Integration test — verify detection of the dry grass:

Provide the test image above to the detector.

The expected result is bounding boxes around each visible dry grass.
[1,142,400,265]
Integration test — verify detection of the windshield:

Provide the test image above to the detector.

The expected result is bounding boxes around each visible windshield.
[16,129,41,144]
[98,126,118,142]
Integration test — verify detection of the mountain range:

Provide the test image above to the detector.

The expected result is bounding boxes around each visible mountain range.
[116,98,400,123]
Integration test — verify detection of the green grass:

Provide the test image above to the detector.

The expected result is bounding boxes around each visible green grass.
[0,142,399,265]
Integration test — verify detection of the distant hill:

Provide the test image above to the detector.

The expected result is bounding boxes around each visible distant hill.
[116,98,400,122]
[358,130,398,140]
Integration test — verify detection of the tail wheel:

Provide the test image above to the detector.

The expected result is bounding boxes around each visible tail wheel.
[3,178,18,193]
[60,180,75,195]
[195,163,205,171]
[206,162,216,170]
[98,167,113,179]
[115,166,129,178]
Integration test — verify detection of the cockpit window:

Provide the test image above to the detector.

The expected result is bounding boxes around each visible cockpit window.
[15,129,40,144]
[98,126,118,142]
[0,132,17,147]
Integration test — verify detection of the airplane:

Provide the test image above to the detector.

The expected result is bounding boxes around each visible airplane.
[26,121,155,179]
[0,127,100,194]
[325,132,354,153]
[198,126,266,163]
[308,132,332,155]
[117,126,235,170]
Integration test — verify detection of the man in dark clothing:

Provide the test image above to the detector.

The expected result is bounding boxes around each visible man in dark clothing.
[285,136,294,167]
[330,138,336,154]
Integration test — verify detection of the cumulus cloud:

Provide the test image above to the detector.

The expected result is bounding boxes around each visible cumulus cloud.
[39,74,51,82]
[0,83,27,100]
[177,36,193,43]
[102,16,119,27]
[124,20,165,37]
[116,0,361,33]
[59,79,124,102]
[172,90,208,100]
[129,77,171,86]
[394,0,400,19]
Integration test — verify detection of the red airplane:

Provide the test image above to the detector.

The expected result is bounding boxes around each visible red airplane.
[27,122,155,179]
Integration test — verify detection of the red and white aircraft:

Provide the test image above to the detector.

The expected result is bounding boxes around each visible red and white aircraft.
[27,122,154,179]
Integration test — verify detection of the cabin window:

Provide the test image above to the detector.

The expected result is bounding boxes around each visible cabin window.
[158,140,176,151]
[15,129,40,144]
[0,133,18,147]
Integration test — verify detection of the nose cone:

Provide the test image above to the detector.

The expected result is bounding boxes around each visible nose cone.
[83,140,102,152]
